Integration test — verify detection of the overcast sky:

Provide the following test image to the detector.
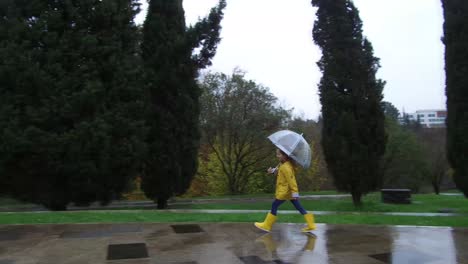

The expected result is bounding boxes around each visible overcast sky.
[135,0,445,120]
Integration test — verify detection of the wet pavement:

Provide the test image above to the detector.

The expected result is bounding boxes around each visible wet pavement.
[0,223,466,264]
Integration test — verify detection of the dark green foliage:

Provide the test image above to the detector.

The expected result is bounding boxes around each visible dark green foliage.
[441,0,468,197]
[382,119,430,192]
[0,0,145,210]
[382,101,400,121]
[141,0,226,208]
[312,0,387,205]
[399,112,412,127]
[399,112,423,133]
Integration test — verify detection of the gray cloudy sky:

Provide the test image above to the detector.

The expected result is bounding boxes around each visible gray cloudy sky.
[135,0,445,120]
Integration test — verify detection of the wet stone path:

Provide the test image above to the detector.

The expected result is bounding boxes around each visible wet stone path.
[0,223,467,264]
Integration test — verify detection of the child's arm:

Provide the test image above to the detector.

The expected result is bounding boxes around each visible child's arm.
[279,165,299,198]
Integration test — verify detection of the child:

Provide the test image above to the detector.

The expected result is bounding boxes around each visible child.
[254,148,316,233]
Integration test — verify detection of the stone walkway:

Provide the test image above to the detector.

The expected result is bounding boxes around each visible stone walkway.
[0,222,467,264]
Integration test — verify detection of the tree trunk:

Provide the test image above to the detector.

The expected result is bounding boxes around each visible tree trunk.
[351,189,362,207]
[157,197,168,209]
[432,179,440,195]
[46,202,67,211]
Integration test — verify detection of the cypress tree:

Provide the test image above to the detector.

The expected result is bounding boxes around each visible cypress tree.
[0,0,53,205]
[0,0,145,209]
[141,0,226,208]
[312,0,386,205]
[381,101,400,121]
[442,0,468,197]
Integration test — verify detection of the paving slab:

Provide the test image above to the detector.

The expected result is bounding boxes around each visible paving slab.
[0,223,466,264]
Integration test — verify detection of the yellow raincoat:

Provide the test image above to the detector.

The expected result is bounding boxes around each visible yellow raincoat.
[275,161,299,200]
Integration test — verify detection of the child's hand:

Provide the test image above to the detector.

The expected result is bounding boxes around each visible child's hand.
[267,167,277,174]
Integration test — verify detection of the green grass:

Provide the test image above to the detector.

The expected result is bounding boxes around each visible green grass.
[3,193,466,214]
[171,193,468,214]
[122,193,465,215]
[442,189,463,193]
[1,210,467,227]
[1,193,466,227]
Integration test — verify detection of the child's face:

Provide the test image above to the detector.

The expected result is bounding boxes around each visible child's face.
[276,149,288,163]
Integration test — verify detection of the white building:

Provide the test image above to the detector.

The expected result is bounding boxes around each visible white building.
[400,109,446,128]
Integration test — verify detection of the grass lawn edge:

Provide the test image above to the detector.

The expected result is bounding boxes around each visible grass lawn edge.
[1,210,467,228]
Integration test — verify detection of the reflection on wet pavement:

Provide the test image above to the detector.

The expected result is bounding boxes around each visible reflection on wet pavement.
[0,223,465,263]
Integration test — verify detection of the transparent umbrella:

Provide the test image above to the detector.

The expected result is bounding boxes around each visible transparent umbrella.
[268,130,312,168]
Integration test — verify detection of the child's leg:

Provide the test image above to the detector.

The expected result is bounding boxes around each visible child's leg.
[290,199,307,215]
[270,199,286,215]
[291,199,316,232]
[255,199,284,232]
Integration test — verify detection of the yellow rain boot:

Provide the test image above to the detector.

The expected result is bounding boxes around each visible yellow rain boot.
[301,213,316,233]
[255,233,278,252]
[254,213,277,232]
[303,233,317,251]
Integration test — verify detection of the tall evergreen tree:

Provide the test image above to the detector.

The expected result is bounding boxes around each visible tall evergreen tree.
[0,0,145,209]
[141,0,226,208]
[312,0,386,205]
[381,101,400,121]
[441,0,468,197]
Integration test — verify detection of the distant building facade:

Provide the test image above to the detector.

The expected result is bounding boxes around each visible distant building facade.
[399,109,447,128]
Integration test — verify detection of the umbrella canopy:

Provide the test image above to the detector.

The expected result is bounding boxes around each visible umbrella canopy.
[268,130,312,168]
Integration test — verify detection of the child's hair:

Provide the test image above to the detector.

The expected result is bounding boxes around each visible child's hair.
[278,149,298,168]
[278,149,289,159]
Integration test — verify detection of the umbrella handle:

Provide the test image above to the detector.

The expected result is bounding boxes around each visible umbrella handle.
[268,164,280,174]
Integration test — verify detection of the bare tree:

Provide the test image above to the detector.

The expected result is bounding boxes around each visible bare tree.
[418,128,450,194]
[199,70,290,194]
